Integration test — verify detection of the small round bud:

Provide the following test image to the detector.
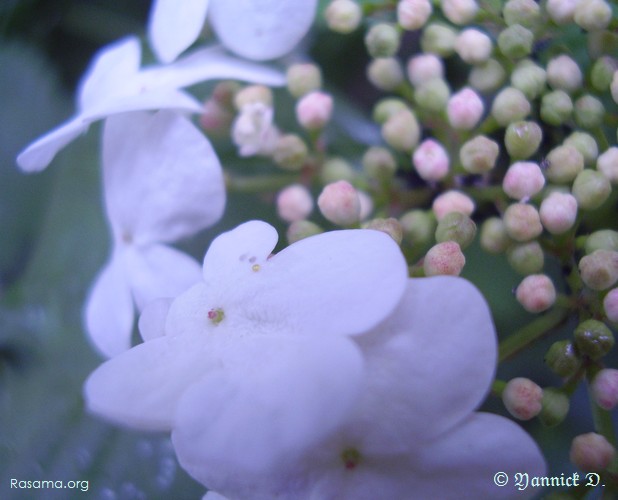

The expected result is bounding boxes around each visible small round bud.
[579,250,618,291]
[545,145,584,183]
[286,64,322,98]
[574,319,615,359]
[511,60,547,99]
[498,24,534,60]
[597,147,618,185]
[367,58,404,91]
[446,87,484,130]
[516,274,556,312]
[397,0,432,30]
[406,54,444,86]
[234,85,273,110]
[612,71,618,104]
[363,218,403,244]
[504,120,542,159]
[435,212,477,249]
[547,55,583,93]
[502,377,543,420]
[325,0,362,34]
[273,134,308,171]
[491,87,531,126]
[372,98,408,124]
[591,57,618,92]
[296,91,333,130]
[362,146,397,179]
[574,0,612,31]
[546,0,577,24]
[545,340,581,377]
[365,23,400,58]
[586,230,618,254]
[604,288,618,322]
[591,369,618,409]
[420,23,457,56]
[423,241,466,276]
[539,387,570,427]
[276,184,313,222]
[414,78,450,112]
[469,59,506,93]
[503,0,541,28]
[571,170,611,210]
[412,139,450,181]
[570,433,615,472]
[321,157,356,184]
[400,210,436,245]
[504,203,543,242]
[574,95,604,129]
[539,191,578,234]
[441,0,479,25]
[564,132,599,166]
[460,135,500,173]
[480,217,511,254]
[211,81,242,108]
[432,190,475,221]
[287,220,323,244]
[455,29,493,65]
[382,108,421,152]
[317,180,361,226]
[540,90,573,126]
[357,190,374,221]
[507,241,545,275]
[199,99,234,135]
[503,161,545,200]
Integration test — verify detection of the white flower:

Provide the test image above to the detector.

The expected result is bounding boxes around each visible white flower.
[84,110,225,358]
[85,221,409,464]
[173,277,546,499]
[231,102,279,156]
[16,36,285,172]
[149,0,318,63]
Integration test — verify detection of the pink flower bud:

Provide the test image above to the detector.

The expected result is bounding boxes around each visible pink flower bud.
[397,0,433,30]
[502,377,543,420]
[296,91,334,130]
[317,180,361,226]
[539,191,578,234]
[412,139,450,181]
[441,0,479,25]
[516,274,557,312]
[604,288,618,322]
[591,369,618,410]
[597,147,618,185]
[447,87,484,130]
[455,29,493,65]
[503,202,543,242]
[406,54,444,86]
[432,190,475,221]
[276,184,314,222]
[423,241,466,276]
[570,433,615,472]
[199,99,233,134]
[502,161,545,200]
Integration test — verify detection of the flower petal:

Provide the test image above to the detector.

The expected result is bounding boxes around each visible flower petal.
[84,250,134,358]
[148,0,210,63]
[209,0,318,61]
[102,110,225,244]
[172,334,364,485]
[138,297,173,342]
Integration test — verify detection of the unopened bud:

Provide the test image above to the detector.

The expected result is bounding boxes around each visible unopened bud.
[591,369,618,410]
[503,0,541,28]
[540,90,573,126]
[574,95,604,129]
[498,24,534,60]
[539,191,578,234]
[574,0,612,31]
[400,210,436,245]
[432,190,475,220]
[325,0,362,34]
[365,23,400,58]
[511,60,547,99]
[579,250,618,291]
[591,57,618,92]
[574,319,614,359]
[545,145,584,183]
[317,180,361,226]
[423,241,466,276]
[597,147,618,185]
[570,433,615,471]
[287,64,322,98]
[503,161,545,200]
[407,54,444,86]
[504,203,543,242]
[435,212,477,249]
[585,230,618,254]
[604,288,618,323]
[414,78,450,112]
[460,135,500,173]
[572,170,611,210]
[480,217,511,254]
[373,98,408,124]
[412,139,450,181]
[287,220,323,244]
[502,377,543,420]
[382,108,421,152]
[547,55,583,93]
[234,85,273,110]
[455,29,493,65]
[362,146,397,179]
[212,81,242,108]
[469,59,506,92]
[539,387,570,427]
[321,157,356,184]
[397,0,433,30]
[491,87,531,126]
[504,120,542,159]
[420,23,457,56]
[447,87,484,130]
[273,134,308,171]
[276,184,313,222]
[516,274,556,312]
[545,340,581,377]
[357,190,374,221]
[199,99,234,135]
[546,0,577,24]
[296,91,334,130]
[441,0,479,25]
[507,241,544,275]
[363,218,403,244]
[367,58,404,91]
[564,132,599,166]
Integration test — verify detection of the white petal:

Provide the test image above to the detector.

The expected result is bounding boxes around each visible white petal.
[84,251,134,358]
[85,89,204,118]
[138,297,173,342]
[172,334,364,485]
[148,0,210,63]
[124,244,202,311]
[102,110,225,244]
[201,221,408,337]
[209,0,318,61]
[16,116,89,172]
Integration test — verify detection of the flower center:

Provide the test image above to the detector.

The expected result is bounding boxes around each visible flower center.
[252,264,261,272]
[340,448,362,470]
[208,308,225,325]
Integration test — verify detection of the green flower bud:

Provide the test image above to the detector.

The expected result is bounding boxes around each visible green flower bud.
[504,203,543,242]
[573,319,614,359]
[574,95,605,129]
[363,217,403,244]
[414,77,450,112]
[545,145,584,183]
[539,387,570,427]
[491,87,531,126]
[469,59,506,93]
[565,132,599,166]
[540,90,573,126]
[545,340,582,378]
[382,108,421,152]
[321,157,356,184]
[362,146,397,179]
[597,147,618,185]
[372,98,408,124]
[511,59,547,99]
[503,0,541,28]
[579,250,618,290]
[574,0,612,31]
[399,209,436,246]
[504,120,542,159]
[460,135,500,173]
[570,433,616,472]
[273,134,308,171]
[325,0,362,34]
[286,64,322,98]
[367,58,404,91]
[590,57,618,92]
[507,241,544,275]
[586,230,618,254]
[571,170,611,210]
[498,24,535,60]
[420,23,457,57]
[480,217,511,254]
[365,23,400,58]
[435,212,477,249]
[286,220,323,244]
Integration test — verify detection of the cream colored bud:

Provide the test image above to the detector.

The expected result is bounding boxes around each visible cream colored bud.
[382,108,421,152]
[546,0,578,24]
[407,54,444,86]
[547,55,583,93]
[545,145,584,183]
[516,274,557,312]
[447,87,484,130]
[511,60,547,99]
[287,64,322,98]
[413,139,450,181]
[296,91,334,130]
[571,170,611,211]
[460,135,500,173]
[234,85,273,110]
[287,220,323,244]
[480,217,511,254]
[455,29,493,65]
[565,132,599,166]
[503,203,543,242]
[502,377,543,420]
[503,0,541,28]
[276,184,313,222]
[502,161,545,200]
[399,210,436,245]
[273,134,308,171]
[539,191,578,234]
[363,218,403,244]
[579,250,618,290]
[469,59,506,93]
[414,78,451,112]
[597,147,618,185]
[574,0,612,31]
[321,157,356,184]
[421,23,457,56]
[317,180,361,226]
[498,24,534,60]
[367,58,405,91]
[423,241,466,276]
[570,433,615,472]
[441,0,479,25]
[491,87,531,126]
[325,0,362,34]
[397,0,433,30]
[432,190,475,221]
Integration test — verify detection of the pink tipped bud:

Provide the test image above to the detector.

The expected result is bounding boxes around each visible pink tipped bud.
[413,139,450,181]
[441,0,479,25]
[570,433,615,472]
[276,184,314,222]
[503,202,543,242]
[397,0,433,30]
[432,190,475,221]
[447,87,484,130]
[502,377,543,420]
[539,191,578,234]
[591,369,618,410]
[455,29,493,65]
[516,274,557,313]
[423,241,466,276]
[317,180,361,226]
[406,54,444,86]
[604,288,618,323]
[296,91,334,130]
[502,161,545,200]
